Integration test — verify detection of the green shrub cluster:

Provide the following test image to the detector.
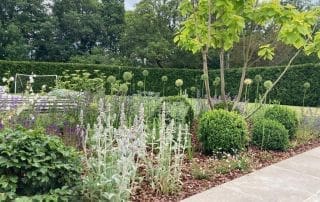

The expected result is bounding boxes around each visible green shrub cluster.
[264,106,299,139]
[155,96,194,125]
[0,60,319,106]
[252,118,289,151]
[198,109,249,154]
[0,128,82,199]
[214,101,241,113]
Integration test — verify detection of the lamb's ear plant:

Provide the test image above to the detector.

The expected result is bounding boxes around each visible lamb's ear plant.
[147,102,190,194]
[83,100,146,201]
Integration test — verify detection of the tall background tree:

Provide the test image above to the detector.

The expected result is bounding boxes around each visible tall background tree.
[0,0,318,69]
[120,0,207,68]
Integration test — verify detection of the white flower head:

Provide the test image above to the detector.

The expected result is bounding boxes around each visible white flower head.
[244,78,253,85]
[2,77,7,82]
[9,77,14,82]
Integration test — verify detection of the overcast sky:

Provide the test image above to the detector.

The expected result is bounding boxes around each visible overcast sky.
[125,0,140,10]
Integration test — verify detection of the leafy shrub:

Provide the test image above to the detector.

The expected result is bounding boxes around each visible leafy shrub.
[264,105,299,139]
[153,96,194,125]
[252,118,289,151]
[214,101,240,113]
[198,109,249,154]
[0,128,82,197]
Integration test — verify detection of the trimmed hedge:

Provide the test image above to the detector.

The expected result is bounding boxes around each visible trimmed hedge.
[0,60,319,106]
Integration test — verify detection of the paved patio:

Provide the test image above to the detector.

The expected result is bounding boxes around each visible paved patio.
[182,147,320,202]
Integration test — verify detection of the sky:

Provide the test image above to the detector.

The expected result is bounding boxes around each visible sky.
[125,0,140,10]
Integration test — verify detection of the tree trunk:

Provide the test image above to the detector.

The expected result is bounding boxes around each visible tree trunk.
[232,62,247,110]
[219,49,227,107]
[202,50,213,109]
[226,51,230,69]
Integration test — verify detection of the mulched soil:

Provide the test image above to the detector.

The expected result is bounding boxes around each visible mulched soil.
[131,121,320,202]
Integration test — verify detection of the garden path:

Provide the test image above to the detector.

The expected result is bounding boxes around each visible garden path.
[182,147,320,202]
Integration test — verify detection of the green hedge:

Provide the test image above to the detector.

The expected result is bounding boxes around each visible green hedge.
[0,60,319,106]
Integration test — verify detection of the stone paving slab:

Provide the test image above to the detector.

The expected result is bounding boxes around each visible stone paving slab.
[182,147,320,202]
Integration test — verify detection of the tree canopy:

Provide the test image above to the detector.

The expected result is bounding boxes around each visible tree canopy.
[0,0,318,68]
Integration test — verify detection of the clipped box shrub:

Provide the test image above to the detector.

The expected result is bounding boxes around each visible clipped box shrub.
[264,105,299,139]
[198,109,249,154]
[252,118,289,151]
[0,128,82,197]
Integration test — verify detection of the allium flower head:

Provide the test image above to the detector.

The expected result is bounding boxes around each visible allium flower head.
[255,75,262,83]
[137,81,144,88]
[190,86,197,92]
[123,71,133,81]
[244,78,253,85]
[107,75,116,84]
[201,74,208,80]
[175,79,183,87]
[142,70,149,77]
[303,82,310,90]
[161,75,168,82]
[264,80,273,90]
[119,83,128,93]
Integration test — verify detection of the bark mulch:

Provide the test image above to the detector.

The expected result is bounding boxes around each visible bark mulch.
[131,121,320,202]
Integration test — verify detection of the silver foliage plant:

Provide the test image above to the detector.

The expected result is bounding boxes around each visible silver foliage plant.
[83,100,190,201]
[83,100,146,201]
[148,103,190,194]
